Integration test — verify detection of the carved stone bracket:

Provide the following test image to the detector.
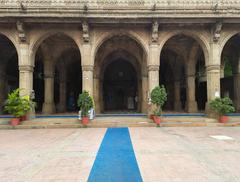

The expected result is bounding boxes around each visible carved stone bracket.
[212,21,222,42]
[151,20,159,43]
[82,21,90,43]
[16,21,27,43]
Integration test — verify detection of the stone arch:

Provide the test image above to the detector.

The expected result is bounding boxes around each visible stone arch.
[93,30,148,66]
[32,31,82,114]
[30,30,81,66]
[219,31,240,112]
[159,30,210,65]
[94,33,148,113]
[0,31,19,60]
[220,31,240,55]
[0,32,19,113]
[99,50,141,79]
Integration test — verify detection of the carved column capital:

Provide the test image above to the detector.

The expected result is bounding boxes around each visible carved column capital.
[82,65,94,72]
[206,64,220,72]
[148,65,159,71]
[19,65,34,72]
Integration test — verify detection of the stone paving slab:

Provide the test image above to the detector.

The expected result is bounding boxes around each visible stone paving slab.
[0,127,240,182]
[130,127,240,182]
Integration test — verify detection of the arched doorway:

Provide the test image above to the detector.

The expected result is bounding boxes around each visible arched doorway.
[34,33,82,114]
[0,34,18,114]
[94,35,147,113]
[221,34,240,112]
[160,34,207,113]
[103,59,138,112]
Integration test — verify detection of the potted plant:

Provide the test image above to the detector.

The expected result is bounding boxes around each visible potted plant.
[77,90,94,125]
[4,89,31,126]
[150,85,167,125]
[209,97,235,123]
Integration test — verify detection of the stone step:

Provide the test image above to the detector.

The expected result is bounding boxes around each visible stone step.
[1,116,239,129]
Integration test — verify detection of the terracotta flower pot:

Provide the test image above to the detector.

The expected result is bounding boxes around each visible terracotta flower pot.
[153,116,161,125]
[20,115,27,121]
[82,116,89,125]
[10,118,20,126]
[149,114,154,120]
[219,116,229,123]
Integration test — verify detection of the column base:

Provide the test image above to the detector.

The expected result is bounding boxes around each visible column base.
[174,101,182,111]
[148,104,158,117]
[42,102,56,114]
[205,102,219,118]
[234,103,240,113]
[57,103,66,113]
[186,101,198,113]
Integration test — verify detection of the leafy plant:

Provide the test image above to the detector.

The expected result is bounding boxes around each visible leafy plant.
[150,85,167,116]
[4,89,32,118]
[210,97,235,116]
[77,90,93,117]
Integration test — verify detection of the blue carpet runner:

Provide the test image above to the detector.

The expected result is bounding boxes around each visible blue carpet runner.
[88,128,142,182]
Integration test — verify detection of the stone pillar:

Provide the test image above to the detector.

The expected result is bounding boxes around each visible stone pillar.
[18,43,33,97]
[19,65,34,96]
[93,76,100,113]
[82,65,94,96]
[233,73,240,112]
[174,81,182,111]
[186,75,198,113]
[58,70,67,113]
[206,65,221,109]
[148,43,160,115]
[42,60,55,114]
[81,43,94,96]
[142,75,148,113]
[148,44,160,92]
[0,65,6,113]
[205,41,221,112]
[148,65,159,93]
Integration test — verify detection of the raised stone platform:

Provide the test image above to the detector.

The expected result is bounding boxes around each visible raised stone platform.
[0,114,239,129]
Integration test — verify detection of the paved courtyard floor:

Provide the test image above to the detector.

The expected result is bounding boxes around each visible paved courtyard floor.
[0,127,239,182]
